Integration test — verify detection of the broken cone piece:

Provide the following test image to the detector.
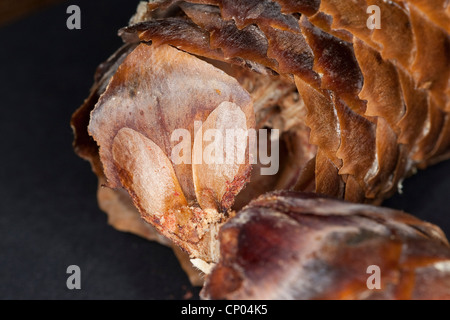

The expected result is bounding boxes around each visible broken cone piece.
[202,191,450,299]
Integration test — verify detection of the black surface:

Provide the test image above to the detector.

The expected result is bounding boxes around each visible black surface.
[0,0,449,300]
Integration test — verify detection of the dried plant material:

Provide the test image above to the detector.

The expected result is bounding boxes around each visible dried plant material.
[114,0,450,204]
[277,0,320,16]
[318,0,382,50]
[219,0,301,32]
[72,0,450,295]
[87,43,254,264]
[202,192,450,300]
[88,43,253,192]
[192,101,251,212]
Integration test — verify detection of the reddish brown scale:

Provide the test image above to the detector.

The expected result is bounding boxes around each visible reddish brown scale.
[307,11,354,43]
[293,156,316,192]
[202,192,450,300]
[299,16,365,114]
[314,149,344,198]
[333,97,376,188]
[427,114,450,166]
[354,39,405,134]
[277,0,320,16]
[382,144,409,198]
[318,0,450,114]
[293,76,340,164]
[365,117,400,199]
[396,68,430,153]
[147,0,180,11]
[265,26,320,87]
[181,2,321,89]
[408,4,450,109]
[318,0,382,51]
[344,172,367,203]
[394,0,450,32]
[120,18,226,63]
[120,16,275,75]
[367,0,415,70]
[219,0,301,32]
[180,3,279,70]
[412,98,446,162]
[147,0,220,11]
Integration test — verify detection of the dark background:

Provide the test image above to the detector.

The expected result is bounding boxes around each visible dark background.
[0,0,449,300]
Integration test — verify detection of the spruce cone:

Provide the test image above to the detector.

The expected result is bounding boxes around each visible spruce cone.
[71,1,450,293]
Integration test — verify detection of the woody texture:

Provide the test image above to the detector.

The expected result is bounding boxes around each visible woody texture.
[71,0,450,299]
